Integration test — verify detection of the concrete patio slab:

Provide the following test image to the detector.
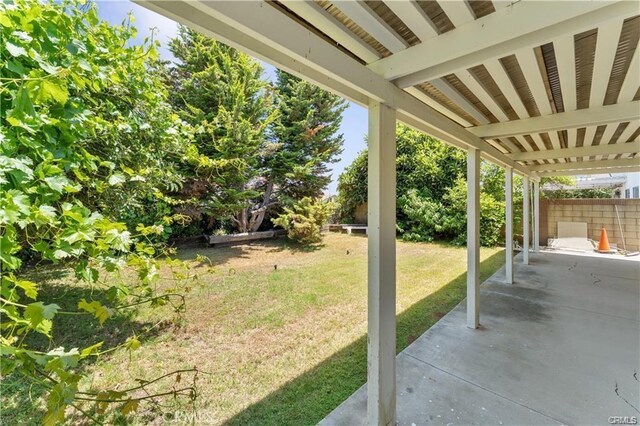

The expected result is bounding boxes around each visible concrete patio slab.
[321,252,640,425]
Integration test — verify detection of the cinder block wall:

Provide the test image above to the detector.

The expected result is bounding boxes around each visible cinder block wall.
[541,199,640,251]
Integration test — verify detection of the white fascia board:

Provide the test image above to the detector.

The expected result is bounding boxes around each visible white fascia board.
[136,0,369,107]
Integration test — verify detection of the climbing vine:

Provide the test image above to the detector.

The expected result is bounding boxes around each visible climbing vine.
[1,1,198,423]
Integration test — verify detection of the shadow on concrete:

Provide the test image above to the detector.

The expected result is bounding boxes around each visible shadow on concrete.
[223,250,506,426]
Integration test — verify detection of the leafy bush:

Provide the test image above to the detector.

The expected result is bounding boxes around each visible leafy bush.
[398,180,505,246]
[398,189,445,242]
[336,125,466,223]
[338,128,513,247]
[440,178,506,247]
[0,1,195,422]
[273,197,334,244]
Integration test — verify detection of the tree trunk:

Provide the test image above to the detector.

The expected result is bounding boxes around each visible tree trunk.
[233,181,275,233]
[248,181,274,232]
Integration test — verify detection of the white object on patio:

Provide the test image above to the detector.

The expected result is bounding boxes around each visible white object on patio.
[549,221,596,252]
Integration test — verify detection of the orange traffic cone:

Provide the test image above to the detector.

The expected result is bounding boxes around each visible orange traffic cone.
[598,227,612,253]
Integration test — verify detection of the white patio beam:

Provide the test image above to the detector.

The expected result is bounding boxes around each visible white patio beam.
[438,0,475,27]
[429,78,490,125]
[367,101,397,426]
[618,42,640,103]
[470,60,535,152]
[567,128,578,150]
[138,0,531,177]
[533,180,540,252]
[516,47,553,116]
[488,140,509,154]
[368,1,634,87]
[384,1,438,42]
[554,34,577,112]
[468,101,639,139]
[538,165,640,176]
[511,139,640,161]
[617,123,640,146]
[590,19,624,108]
[554,30,579,160]
[583,126,598,150]
[333,1,407,53]
[530,157,640,172]
[497,137,521,155]
[467,148,481,329]
[453,70,525,155]
[505,166,514,284]
[523,176,530,265]
[483,59,529,118]
[514,46,564,154]
[404,87,472,128]
[617,124,640,160]
[456,69,509,121]
[594,124,620,160]
[279,0,380,63]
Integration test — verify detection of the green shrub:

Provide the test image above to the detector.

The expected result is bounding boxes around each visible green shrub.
[441,178,505,246]
[398,189,445,242]
[273,197,335,244]
[398,179,505,246]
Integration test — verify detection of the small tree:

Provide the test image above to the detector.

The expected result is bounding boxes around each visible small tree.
[273,197,335,244]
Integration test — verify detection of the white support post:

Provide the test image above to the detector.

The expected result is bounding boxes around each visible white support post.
[467,148,481,329]
[505,167,514,284]
[533,180,540,252]
[523,176,530,265]
[367,101,396,426]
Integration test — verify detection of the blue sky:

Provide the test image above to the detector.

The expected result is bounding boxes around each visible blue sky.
[96,1,367,195]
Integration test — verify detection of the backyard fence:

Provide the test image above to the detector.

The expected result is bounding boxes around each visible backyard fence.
[541,198,640,252]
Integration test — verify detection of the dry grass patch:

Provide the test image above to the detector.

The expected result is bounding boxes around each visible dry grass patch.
[1,233,504,425]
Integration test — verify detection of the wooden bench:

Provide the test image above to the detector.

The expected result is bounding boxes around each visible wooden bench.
[342,225,368,235]
[207,229,286,246]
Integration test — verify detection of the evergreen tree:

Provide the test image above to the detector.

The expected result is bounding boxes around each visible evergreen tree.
[167,27,278,232]
[167,33,347,233]
[269,70,347,202]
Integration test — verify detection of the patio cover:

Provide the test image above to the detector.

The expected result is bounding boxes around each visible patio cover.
[135,1,640,424]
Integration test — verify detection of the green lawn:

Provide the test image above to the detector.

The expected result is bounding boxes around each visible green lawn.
[1,233,505,425]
